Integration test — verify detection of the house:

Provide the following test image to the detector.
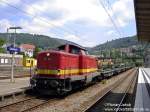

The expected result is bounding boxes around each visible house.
[119,47,132,54]
[119,47,134,57]
[20,44,35,57]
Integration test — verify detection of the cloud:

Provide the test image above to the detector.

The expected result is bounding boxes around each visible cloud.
[0,19,13,32]
[25,0,111,27]
[0,0,21,7]
[56,33,96,47]
[64,34,80,41]
[0,0,135,47]
[23,0,134,30]
[81,41,96,47]
[20,18,50,34]
[107,30,114,35]
[112,0,135,27]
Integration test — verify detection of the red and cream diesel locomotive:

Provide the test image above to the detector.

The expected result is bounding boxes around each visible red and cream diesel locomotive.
[30,44,100,94]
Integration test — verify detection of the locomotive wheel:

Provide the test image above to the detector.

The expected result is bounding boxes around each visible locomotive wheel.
[57,88,68,96]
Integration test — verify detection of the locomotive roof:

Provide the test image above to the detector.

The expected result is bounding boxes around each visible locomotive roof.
[58,43,87,51]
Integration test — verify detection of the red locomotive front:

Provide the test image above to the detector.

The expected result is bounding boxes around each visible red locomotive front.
[30,44,99,95]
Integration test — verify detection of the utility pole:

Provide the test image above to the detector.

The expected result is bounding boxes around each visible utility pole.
[8,27,22,83]
[7,28,9,46]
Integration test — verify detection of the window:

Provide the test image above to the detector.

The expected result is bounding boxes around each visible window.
[71,49,80,54]
[5,59,8,63]
[1,58,4,64]
[69,46,80,54]
[85,51,89,55]
[81,50,88,55]
[27,60,30,63]
[58,45,65,51]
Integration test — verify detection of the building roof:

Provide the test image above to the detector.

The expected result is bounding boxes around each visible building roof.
[20,44,35,50]
[134,0,150,42]
[58,43,87,51]
[0,53,23,58]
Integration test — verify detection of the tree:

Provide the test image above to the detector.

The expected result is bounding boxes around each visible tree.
[33,47,41,58]
[0,38,5,53]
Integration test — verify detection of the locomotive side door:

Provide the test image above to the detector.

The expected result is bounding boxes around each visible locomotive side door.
[79,50,88,83]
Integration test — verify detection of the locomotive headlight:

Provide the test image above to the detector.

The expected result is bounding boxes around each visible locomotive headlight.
[57,69,61,75]
[46,53,50,56]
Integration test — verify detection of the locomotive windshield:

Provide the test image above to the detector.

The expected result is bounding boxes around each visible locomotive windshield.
[69,46,80,54]
[58,45,65,51]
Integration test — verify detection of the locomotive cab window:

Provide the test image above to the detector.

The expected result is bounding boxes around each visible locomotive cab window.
[69,45,80,54]
[57,44,87,55]
[58,45,65,51]
[81,50,88,55]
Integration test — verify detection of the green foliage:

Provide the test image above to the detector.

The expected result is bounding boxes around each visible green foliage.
[0,38,5,47]
[33,47,41,58]
[0,38,5,53]
[0,48,5,53]
[0,33,74,49]
[90,36,141,52]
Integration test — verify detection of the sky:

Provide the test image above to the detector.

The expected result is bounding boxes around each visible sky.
[0,0,136,47]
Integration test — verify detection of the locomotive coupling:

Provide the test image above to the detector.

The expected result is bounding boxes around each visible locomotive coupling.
[30,78,36,86]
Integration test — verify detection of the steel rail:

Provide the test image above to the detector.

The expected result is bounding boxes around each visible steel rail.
[84,69,136,112]
[22,69,137,112]
[0,97,36,108]
[0,95,57,112]
[20,99,52,112]
[0,69,136,112]
[115,69,138,112]
[20,98,58,112]
[0,75,29,80]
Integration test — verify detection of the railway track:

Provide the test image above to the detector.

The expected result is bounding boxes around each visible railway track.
[0,69,136,112]
[84,69,137,112]
[0,75,30,80]
[0,95,57,112]
[115,71,137,112]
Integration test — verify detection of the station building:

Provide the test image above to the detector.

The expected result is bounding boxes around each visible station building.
[0,53,23,67]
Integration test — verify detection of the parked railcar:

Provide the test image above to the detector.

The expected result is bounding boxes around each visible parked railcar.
[30,44,100,95]
[23,57,37,67]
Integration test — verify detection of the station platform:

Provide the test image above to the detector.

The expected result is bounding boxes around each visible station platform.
[0,77,30,100]
[134,68,150,112]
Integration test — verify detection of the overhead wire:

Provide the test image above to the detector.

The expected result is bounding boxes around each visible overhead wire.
[0,0,80,39]
[0,0,91,46]
[105,0,124,37]
[21,0,80,36]
[0,0,124,47]
[98,0,122,38]
[97,0,125,58]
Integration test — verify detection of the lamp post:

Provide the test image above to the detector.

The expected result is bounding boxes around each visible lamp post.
[8,27,22,83]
